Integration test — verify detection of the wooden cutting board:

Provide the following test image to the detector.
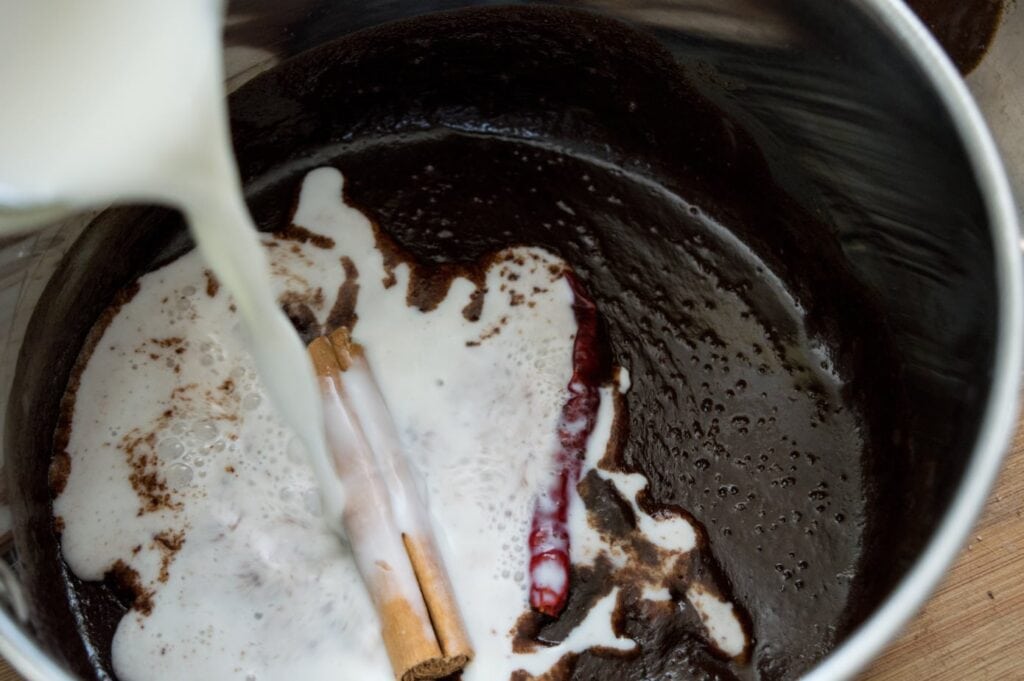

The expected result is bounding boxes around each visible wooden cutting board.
[1,411,1021,680]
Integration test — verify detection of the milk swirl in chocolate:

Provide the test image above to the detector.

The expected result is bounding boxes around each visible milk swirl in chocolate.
[54,168,747,680]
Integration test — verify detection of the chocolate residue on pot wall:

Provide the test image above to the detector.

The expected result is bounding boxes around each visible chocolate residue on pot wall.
[906,0,1005,74]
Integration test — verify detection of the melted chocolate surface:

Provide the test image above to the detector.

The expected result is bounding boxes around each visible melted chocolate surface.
[332,131,877,680]
[9,6,950,681]
[48,127,893,680]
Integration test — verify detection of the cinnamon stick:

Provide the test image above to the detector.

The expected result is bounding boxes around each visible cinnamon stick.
[309,335,472,680]
[328,329,473,668]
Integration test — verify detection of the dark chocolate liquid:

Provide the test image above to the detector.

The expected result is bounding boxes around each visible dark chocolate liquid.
[54,129,888,680]
[334,131,875,681]
[22,7,915,681]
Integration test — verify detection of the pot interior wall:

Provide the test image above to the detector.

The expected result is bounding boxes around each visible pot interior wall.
[5,4,996,680]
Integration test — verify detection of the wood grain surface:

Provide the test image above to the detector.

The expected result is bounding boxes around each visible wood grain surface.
[1,412,1020,680]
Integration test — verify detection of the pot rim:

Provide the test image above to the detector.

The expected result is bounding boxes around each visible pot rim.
[802,1,1023,680]
[1,2,1020,680]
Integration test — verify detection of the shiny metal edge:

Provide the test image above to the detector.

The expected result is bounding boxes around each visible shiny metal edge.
[802,1,1024,680]
[0,615,74,681]
[0,2,1021,680]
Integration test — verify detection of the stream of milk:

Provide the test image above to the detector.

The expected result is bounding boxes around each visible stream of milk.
[0,0,345,523]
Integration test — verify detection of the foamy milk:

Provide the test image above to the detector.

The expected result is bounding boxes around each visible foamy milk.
[56,169,612,679]
[56,169,745,679]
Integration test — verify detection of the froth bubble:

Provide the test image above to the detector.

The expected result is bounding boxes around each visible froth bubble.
[302,489,322,517]
[166,462,194,488]
[158,439,185,460]
[286,438,306,464]
[242,393,262,411]
[192,420,219,442]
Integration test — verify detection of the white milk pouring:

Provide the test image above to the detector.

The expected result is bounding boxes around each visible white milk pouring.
[0,0,345,524]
